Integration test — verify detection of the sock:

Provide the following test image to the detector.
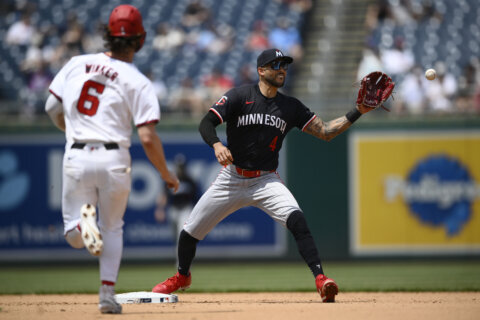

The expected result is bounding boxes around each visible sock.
[286,210,324,278]
[102,280,115,286]
[177,230,199,276]
[65,225,84,249]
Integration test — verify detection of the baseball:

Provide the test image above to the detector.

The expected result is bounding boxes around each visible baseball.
[425,68,436,80]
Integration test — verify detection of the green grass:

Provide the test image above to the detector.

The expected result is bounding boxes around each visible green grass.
[0,260,479,294]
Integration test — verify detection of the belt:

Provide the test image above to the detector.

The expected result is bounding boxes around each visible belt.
[71,142,119,150]
[235,166,275,178]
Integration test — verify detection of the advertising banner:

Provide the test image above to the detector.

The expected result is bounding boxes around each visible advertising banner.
[349,130,480,256]
[0,133,286,261]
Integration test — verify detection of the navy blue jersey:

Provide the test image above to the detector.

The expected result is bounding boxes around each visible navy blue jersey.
[210,84,316,171]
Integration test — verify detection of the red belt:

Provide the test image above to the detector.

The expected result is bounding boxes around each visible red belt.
[235,166,275,178]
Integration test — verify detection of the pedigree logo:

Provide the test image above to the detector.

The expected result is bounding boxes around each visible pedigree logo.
[384,154,480,236]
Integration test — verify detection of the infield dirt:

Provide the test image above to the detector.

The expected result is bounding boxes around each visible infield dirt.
[0,292,479,320]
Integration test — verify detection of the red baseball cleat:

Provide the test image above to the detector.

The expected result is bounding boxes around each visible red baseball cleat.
[152,272,191,294]
[315,274,338,302]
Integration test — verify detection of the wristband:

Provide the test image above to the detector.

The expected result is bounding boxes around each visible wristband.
[345,108,362,123]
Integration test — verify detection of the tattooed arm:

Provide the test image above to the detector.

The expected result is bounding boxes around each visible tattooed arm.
[303,104,373,141]
[303,115,352,142]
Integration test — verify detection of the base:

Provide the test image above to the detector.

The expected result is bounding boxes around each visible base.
[115,291,178,304]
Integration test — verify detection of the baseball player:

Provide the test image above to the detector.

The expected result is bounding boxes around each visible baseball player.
[152,48,394,302]
[45,5,179,314]
[155,154,199,263]
[155,154,198,238]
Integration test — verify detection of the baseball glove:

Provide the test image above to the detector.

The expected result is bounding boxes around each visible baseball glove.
[356,71,395,111]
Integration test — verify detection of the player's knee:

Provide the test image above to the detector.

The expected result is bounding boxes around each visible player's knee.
[286,210,312,240]
[179,229,199,245]
[98,215,124,233]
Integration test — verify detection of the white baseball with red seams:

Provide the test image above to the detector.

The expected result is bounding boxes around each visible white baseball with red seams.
[425,68,436,80]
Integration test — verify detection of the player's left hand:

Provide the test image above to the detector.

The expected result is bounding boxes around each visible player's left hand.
[356,71,395,113]
[163,170,180,193]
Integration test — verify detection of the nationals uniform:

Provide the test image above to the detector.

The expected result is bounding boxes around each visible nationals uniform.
[49,52,160,282]
[184,83,316,240]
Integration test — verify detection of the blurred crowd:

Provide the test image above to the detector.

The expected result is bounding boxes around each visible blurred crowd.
[6,0,477,120]
[0,0,311,120]
[358,0,480,116]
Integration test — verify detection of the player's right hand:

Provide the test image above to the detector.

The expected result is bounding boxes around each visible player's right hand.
[163,170,180,193]
[213,142,233,166]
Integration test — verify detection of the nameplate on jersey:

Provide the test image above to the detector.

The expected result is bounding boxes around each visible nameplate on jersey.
[85,64,118,81]
[237,113,287,133]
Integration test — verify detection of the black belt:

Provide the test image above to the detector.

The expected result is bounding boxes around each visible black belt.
[71,142,119,150]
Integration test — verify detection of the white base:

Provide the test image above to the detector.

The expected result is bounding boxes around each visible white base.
[115,291,178,304]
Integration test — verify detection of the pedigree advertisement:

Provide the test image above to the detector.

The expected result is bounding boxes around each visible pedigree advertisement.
[349,131,480,256]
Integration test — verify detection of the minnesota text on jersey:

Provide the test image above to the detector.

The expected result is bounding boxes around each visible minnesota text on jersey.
[236,113,287,133]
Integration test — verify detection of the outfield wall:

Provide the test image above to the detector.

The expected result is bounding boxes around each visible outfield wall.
[0,132,287,261]
[287,119,480,259]
[1,119,480,261]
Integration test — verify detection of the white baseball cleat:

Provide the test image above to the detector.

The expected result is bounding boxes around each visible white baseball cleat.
[99,284,122,314]
[80,204,103,256]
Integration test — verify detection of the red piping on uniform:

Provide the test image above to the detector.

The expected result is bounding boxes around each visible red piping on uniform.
[136,119,159,127]
[302,114,316,132]
[49,89,63,102]
[209,108,223,124]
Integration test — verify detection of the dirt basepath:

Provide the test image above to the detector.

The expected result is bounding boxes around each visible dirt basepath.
[1,292,479,320]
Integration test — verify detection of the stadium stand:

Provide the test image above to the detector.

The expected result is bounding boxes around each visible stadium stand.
[293,0,480,117]
[361,0,480,115]
[1,0,479,120]
[0,0,311,119]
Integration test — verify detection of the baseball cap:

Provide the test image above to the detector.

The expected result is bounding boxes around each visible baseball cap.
[257,48,293,68]
[108,4,146,37]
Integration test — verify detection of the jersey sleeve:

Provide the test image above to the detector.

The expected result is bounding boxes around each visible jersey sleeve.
[209,87,240,124]
[293,98,316,131]
[132,81,161,127]
[48,57,74,101]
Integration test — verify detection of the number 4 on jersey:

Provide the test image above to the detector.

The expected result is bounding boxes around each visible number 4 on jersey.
[269,136,278,152]
[77,80,105,116]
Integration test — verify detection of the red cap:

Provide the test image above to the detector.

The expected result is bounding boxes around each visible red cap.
[108,4,146,37]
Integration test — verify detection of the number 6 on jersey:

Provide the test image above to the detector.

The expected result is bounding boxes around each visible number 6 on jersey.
[77,80,105,116]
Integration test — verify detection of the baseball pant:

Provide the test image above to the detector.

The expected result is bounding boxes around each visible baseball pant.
[184,165,301,240]
[62,142,131,283]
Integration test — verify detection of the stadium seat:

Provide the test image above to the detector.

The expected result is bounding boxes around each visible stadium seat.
[0,0,311,113]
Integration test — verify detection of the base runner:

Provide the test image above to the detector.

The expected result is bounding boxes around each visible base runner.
[45,5,179,314]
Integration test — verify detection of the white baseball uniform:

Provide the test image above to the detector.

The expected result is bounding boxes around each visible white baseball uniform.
[49,52,160,283]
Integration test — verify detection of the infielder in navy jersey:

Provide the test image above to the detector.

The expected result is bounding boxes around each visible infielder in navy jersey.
[208,79,314,171]
[153,48,375,302]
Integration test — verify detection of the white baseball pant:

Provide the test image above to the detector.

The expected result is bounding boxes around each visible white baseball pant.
[62,142,131,283]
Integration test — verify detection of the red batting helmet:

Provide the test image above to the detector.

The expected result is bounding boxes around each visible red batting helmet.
[108,4,146,50]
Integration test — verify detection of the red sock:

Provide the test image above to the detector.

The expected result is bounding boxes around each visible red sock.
[102,280,115,286]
